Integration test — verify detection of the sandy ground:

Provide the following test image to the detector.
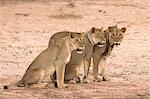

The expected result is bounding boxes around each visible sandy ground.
[0,0,150,98]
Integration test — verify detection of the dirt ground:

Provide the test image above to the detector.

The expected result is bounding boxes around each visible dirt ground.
[0,0,150,99]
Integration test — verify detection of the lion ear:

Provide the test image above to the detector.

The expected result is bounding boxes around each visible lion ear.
[80,32,85,39]
[104,30,108,38]
[91,27,95,33]
[69,33,75,38]
[76,32,85,40]
[108,26,112,32]
[100,27,104,32]
[121,27,126,33]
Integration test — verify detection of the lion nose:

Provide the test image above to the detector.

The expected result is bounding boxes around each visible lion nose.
[97,42,104,47]
[82,45,85,49]
[98,42,103,45]
[77,48,82,51]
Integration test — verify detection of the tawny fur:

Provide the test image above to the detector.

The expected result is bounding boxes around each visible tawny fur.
[92,25,126,81]
[4,32,85,89]
[50,27,106,83]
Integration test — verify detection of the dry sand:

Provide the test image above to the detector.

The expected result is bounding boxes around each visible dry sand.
[0,0,150,98]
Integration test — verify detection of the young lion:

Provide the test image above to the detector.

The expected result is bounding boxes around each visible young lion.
[50,27,106,83]
[4,32,85,89]
[92,25,126,82]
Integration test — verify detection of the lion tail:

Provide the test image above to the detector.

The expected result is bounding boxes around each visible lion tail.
[3,80,24,89]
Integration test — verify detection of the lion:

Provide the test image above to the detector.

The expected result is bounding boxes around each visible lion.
[92,25,126,82]
[4,32,85,89]
[50,27,107,84]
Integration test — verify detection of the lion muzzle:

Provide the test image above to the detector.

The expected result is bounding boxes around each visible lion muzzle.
[114,42,120,45]
[76,45,84,54]
[97,41,105,47]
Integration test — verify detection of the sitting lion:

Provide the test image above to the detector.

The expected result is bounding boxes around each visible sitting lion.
[92,25,126,82]
[4,32,85,89]
[50,27,106,83]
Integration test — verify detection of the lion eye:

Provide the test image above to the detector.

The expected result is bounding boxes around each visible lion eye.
[76,39,79,41]
[112,34,115,36]
[119,34,122,36]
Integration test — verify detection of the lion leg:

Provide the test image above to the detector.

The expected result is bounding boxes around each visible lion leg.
[100,58,110,81]
[19,69,45,87]
[64,64,77,81]
[50,71,56,83]
[56,65,67,88]
[65,74,83,84]
[93,55,102,82]
[50,71,57,87]
[83,58,91,83]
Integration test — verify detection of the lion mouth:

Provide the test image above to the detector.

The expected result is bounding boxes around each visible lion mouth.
[115,43,120,45]
[114,42,120,45]
[76,48,83,54]
[97,42,104,47]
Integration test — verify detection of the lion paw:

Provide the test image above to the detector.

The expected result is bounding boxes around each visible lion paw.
[57,84,68,88]
[83,78,90,83]
[93,78,102,82]
[103,76,110,81]
[66,80,76,84]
